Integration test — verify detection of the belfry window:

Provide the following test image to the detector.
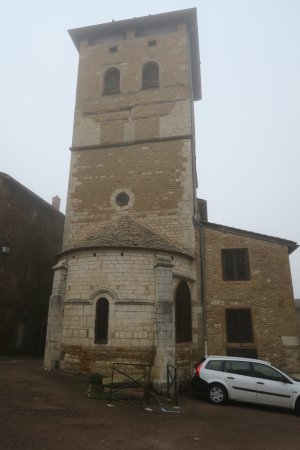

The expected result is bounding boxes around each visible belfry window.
[175,281,192,343]
[103,68,120,94]
[142,62,159,89]
[95,298,109,344]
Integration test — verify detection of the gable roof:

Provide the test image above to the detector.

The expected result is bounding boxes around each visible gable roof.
[61,215,192,257]
[200,221,298,255]
[0,172,64,219]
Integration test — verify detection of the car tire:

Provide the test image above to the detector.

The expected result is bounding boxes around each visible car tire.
[295,398,300,415]
[207,383,228,405]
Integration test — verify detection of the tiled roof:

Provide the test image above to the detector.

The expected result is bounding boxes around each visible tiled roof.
[62,215,192,257]
[200,221,298,255]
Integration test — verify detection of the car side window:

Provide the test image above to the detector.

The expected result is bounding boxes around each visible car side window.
[253,363,287,382]
[205,360,223,371]
[224,360,253,376]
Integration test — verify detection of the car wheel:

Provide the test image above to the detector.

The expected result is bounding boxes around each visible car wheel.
[295,398,300,415]
[207,383,228,405]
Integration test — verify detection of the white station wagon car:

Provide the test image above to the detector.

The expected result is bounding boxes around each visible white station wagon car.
[192,356,300,413]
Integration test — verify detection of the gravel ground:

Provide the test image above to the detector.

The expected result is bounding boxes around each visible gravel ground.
[0,357,299,449]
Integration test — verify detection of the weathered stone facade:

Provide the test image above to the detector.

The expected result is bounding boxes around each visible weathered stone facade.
[200,223,300,374]
[44,9,201,390]
[0,173,64,355]
[44,8,300,388]
[295,299,300,333]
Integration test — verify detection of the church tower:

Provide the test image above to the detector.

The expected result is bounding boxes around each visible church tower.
[44,8,201,390]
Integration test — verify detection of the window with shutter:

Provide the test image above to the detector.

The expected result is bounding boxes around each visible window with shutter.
[222,249,250,281]
[103,68,120,94]
[142,62,159,89]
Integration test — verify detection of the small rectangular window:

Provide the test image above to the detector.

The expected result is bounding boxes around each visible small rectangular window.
[148,40,157,46]
[222,248,250,281]
[109,46,118,53]
[226,309,254,343]
[142,62,159,89]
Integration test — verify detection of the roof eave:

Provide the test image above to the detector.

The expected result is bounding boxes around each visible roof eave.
[56,244,194,259]
[200,220,299,255]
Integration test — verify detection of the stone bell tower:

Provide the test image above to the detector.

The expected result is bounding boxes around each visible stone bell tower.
[44,8,201,390]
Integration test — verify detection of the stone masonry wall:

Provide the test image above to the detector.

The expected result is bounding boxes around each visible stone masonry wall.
[60,249,195,375]
[72,25,192,147]
[0,173,64,356]
[63,140,195,254]
[63,21,196,255]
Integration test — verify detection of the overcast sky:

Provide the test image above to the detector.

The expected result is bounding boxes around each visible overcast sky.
[1,0,300,297]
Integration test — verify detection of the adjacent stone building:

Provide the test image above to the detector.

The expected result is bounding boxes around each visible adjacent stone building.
[0,173,64,355]
[295,299,300,330]
[200,222,300,374]
[44,8,300,388]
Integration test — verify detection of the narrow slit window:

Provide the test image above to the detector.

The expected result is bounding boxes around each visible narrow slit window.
[95,298,109,344]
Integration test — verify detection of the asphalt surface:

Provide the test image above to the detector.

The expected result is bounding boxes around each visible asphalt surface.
[0,358,300,449]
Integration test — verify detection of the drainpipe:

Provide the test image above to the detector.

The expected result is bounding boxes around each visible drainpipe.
[191,217,208,357]
[199,221,208,356]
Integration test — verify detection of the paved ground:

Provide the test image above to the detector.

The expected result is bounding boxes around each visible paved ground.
[0,358,300,449]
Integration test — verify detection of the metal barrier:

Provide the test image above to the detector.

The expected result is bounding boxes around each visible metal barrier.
[109,362,151,405]
[167,364,178,406]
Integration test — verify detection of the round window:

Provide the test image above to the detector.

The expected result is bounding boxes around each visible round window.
[116,192,130,206]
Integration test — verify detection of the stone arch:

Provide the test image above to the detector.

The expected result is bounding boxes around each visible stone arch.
[90,289,117,346]
[90,288,118,304]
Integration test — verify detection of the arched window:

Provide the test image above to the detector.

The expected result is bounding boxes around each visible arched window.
[103,68,120,94]
[175,281,192,343]
[95,298,109,344]
[142,62,159,89]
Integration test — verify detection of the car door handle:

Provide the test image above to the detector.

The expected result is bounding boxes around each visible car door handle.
[256,381,264,385]
[227,376,235,379]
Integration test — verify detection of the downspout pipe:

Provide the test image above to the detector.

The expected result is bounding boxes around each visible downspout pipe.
[199,220,208,357]
[193,218,208,357]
